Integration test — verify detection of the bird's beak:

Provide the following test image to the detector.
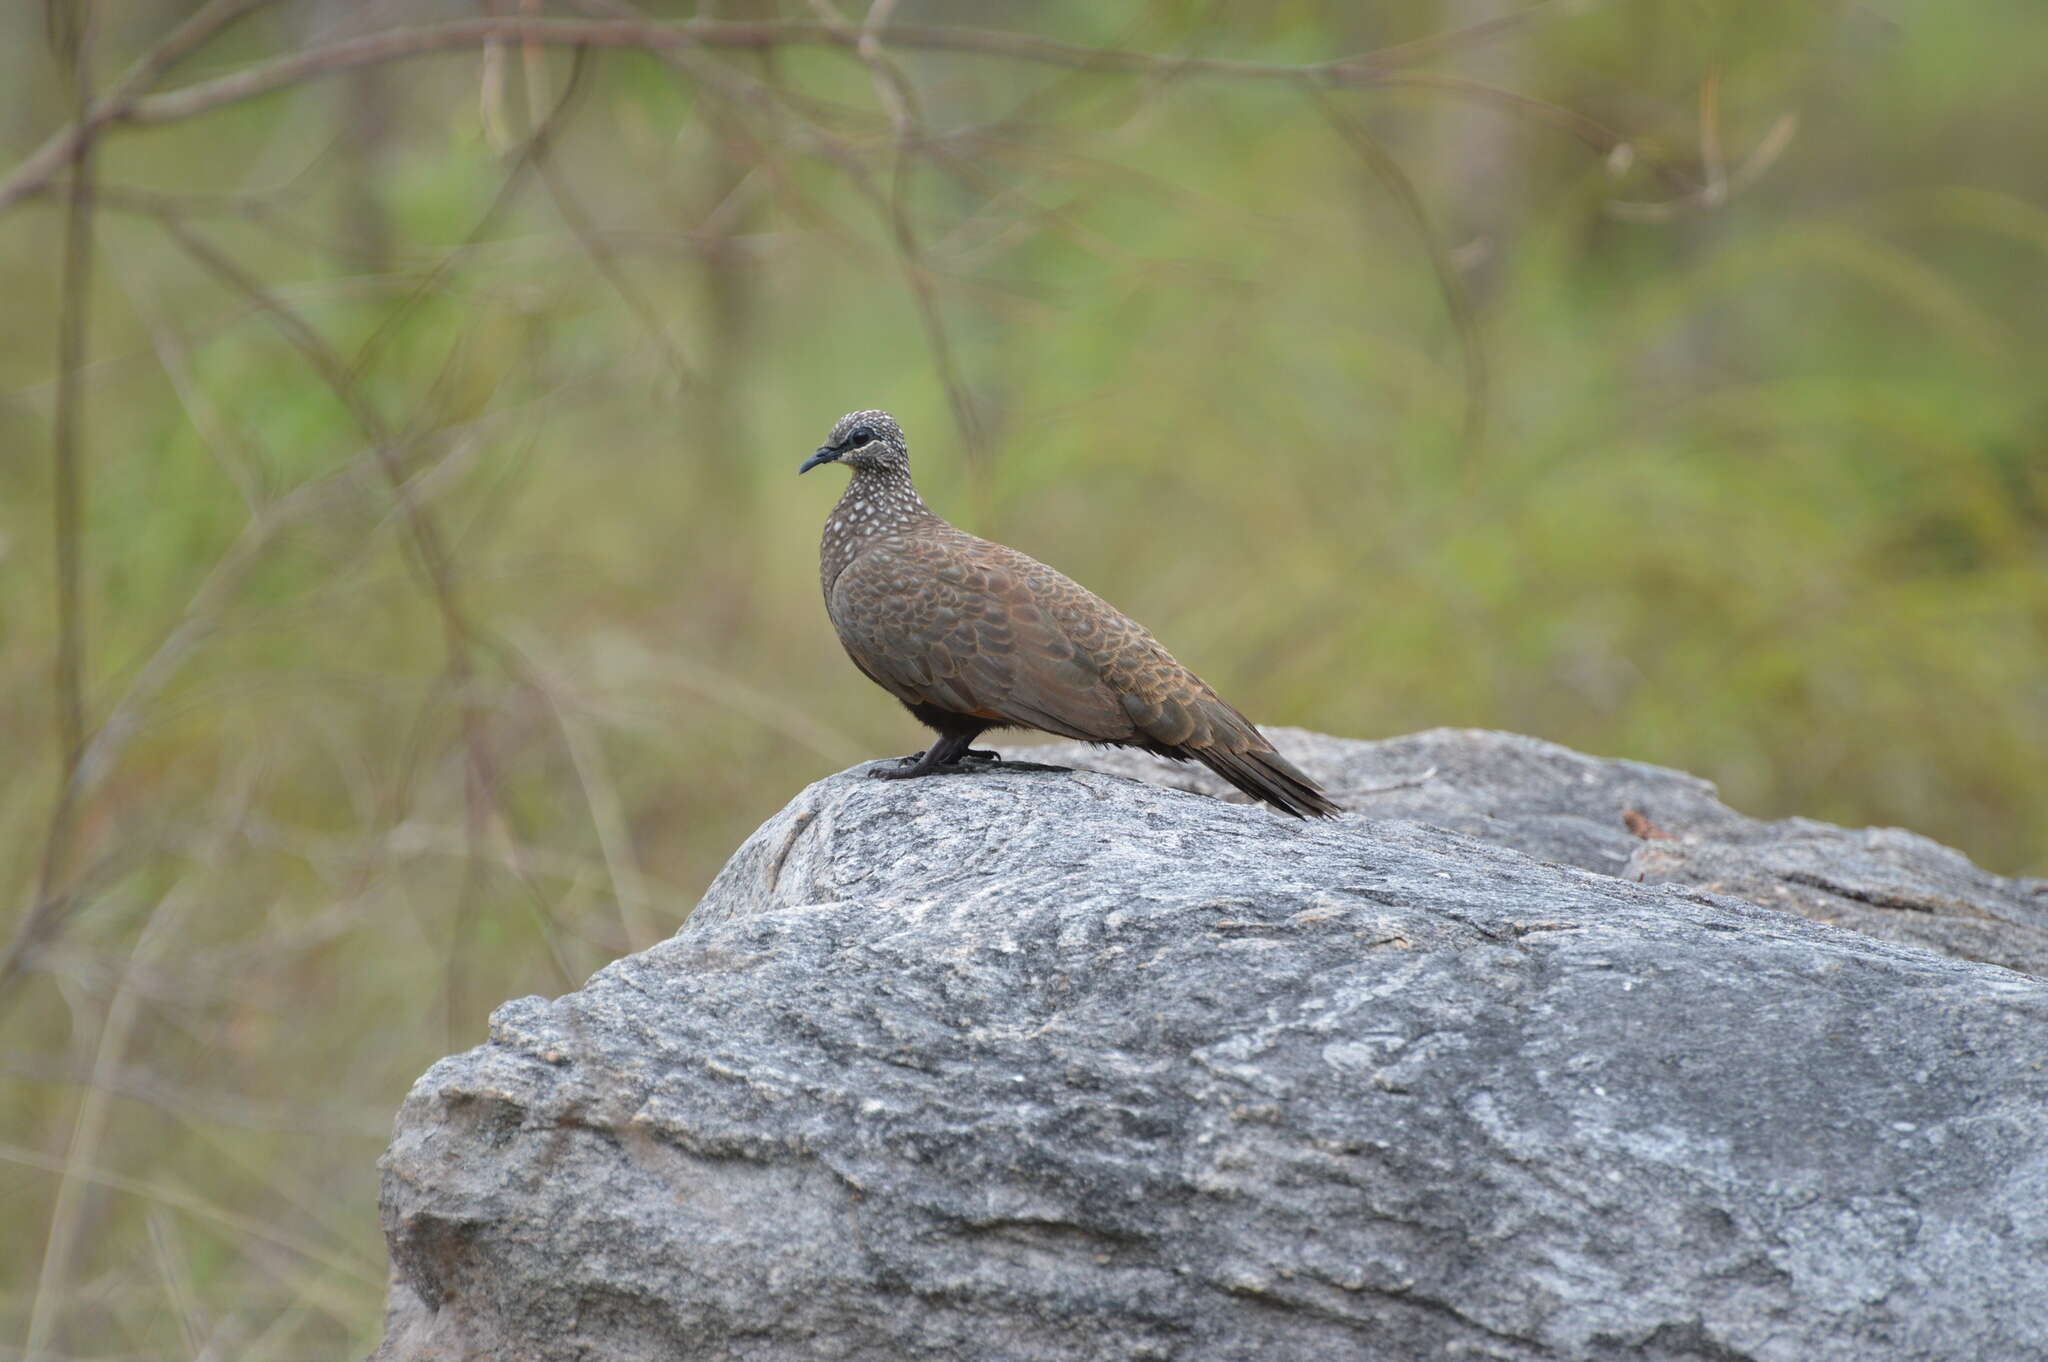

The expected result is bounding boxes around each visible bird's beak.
[798,446,840,475]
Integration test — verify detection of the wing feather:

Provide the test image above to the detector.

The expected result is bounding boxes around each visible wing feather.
[829,535,1134,740]
[826,526,1340,815]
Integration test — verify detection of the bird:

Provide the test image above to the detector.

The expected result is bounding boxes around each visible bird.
[798,409,1340,818]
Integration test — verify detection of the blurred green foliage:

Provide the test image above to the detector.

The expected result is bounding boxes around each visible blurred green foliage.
[2,0,2044,1355]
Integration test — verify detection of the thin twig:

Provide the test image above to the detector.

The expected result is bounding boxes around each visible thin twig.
[0,0,280,214]
[25,884,194,1358]
[0,1140,383,1288]
[1311,87,1488,455]
[1367,70,1651,171]
[1699,67,1726,206]
[805,0,917,131]
[1354,0,1596,73]
[525,51,698,390]
[802,0,988,486]
[0,13,1655,216]
[109,248,264,509]
[50,72,93,783]
[115,16,1573,122]
[146,213,577,1024]
[145,1209,205,1361]
[344,41,591,388]
[508,633,659,952]
[0,1049,392,1136]
[1606,93,1798,224]
[12,0,100,1024]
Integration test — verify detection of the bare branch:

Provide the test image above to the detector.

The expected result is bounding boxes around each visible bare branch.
[505,632,660,953]
[1357,0,1597,74]
[25,885,195,1360]
[523,50,698,390]
[0,0,280,214]
[1312,88,1488,456]
[47,42,94,772]
[1606,78,1799,225]
[0,1139,383,1289]
[839,3,988,473]
[146,212,580,1023]
[0,11,1644,217]
[1368,70,1641,163]
[346,41,594,388]
[13,0,101,1027]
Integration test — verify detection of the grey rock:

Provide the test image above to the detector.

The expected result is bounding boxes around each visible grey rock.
[375,733,2048,1362]
[1007,727,2048,978]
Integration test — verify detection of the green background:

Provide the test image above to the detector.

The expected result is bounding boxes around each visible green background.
[3,2,2043,1355]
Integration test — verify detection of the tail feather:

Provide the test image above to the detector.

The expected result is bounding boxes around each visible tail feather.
[1115,680,1340,817]
[1188,740,1341,819]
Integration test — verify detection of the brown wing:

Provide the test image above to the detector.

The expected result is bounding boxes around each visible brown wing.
[829,532,1133,741]
[832,529,1339,816]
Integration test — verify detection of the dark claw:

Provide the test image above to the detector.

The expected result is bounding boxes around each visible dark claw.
[872,749,936,779]
[867,748,1071,781]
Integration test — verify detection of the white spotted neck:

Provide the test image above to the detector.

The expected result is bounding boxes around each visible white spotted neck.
[819,463,943,588]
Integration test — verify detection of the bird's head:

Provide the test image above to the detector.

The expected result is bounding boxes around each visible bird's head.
[800,409,909,476]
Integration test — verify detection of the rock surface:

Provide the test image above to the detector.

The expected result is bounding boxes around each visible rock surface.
[1011,728,2048,979]
[375,731,2048,1362]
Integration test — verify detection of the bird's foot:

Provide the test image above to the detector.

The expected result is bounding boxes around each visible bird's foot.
[868,749,995,770]
[867,752,1074,780]
[868,761,927,780]
[871,746,1002,778]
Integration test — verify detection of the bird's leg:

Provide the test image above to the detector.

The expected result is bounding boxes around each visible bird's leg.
[891,745,999,767]
[870,731,978,779]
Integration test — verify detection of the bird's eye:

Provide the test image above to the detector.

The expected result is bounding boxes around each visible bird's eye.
[847,427,874,447]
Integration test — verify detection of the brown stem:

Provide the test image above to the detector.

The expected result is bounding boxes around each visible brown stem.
[6,0,103,1011]
[0,0,278,214]
[525,51,697,390]
[1311,87,1489,457]
[148,215,573,1007]
[0,11,1648,216]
